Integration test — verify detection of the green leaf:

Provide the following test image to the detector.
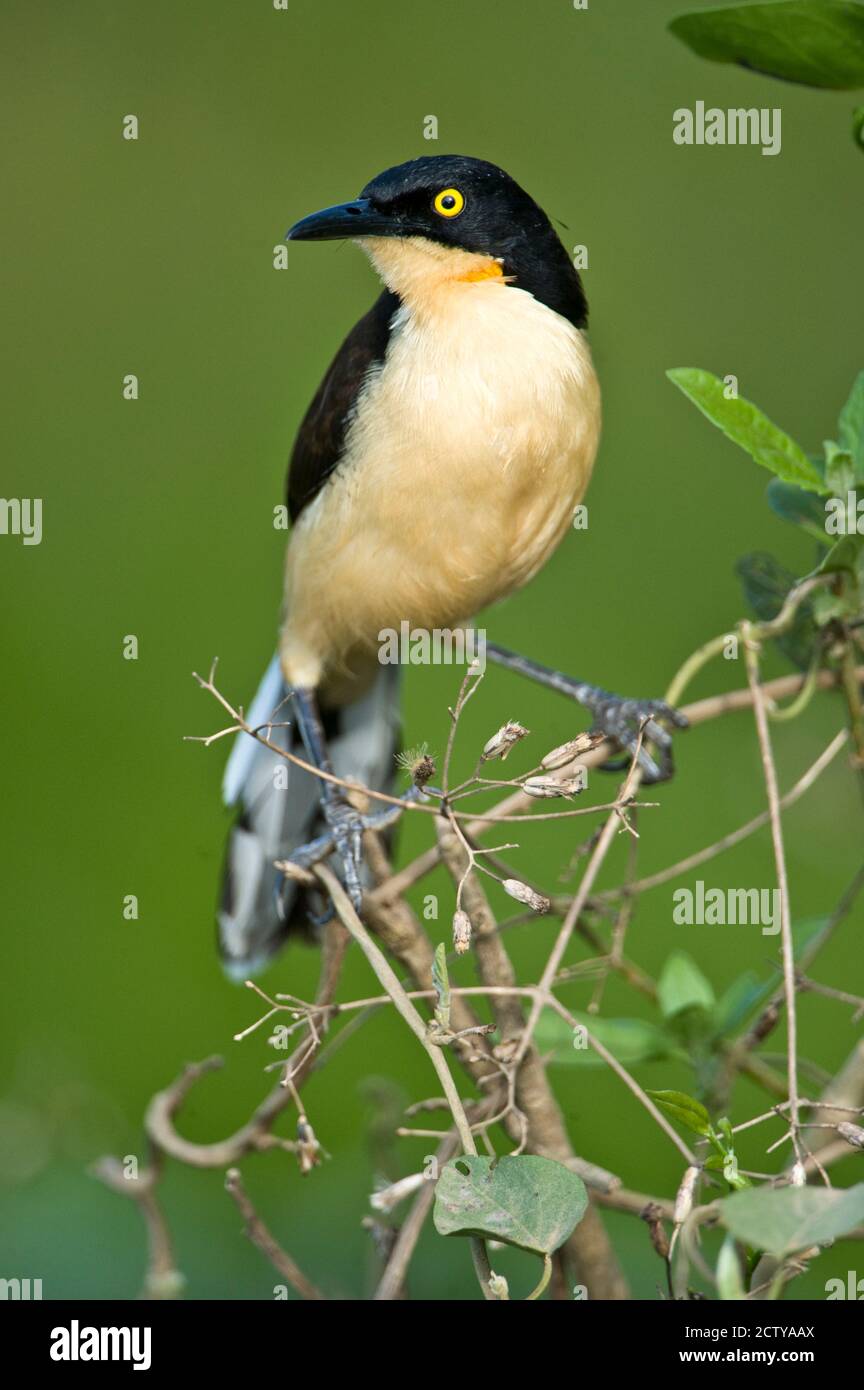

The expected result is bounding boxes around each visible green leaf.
[720,1183,864,1256]
[647,1089,714,1138]
[793,916,831,953]
[669,1,864,90]
[766,478,829,542]
[722,1149,750,1190]
[817,531,864,576]
[658,950,716,1019]
[535,1010,675,1067]
[736,552,819,669]
[433,1154,588,1256]
[838,370,864,479]
[825,441,856,495]
[667,368,827,492]
[854,104,864,148]
[716,1234,747,1300]
[432,942,450,1031]
[713,971,774,1037]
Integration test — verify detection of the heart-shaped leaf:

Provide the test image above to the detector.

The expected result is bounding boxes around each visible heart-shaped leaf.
[433,1154,588,1256]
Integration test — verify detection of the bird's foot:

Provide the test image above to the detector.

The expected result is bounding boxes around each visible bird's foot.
[323,796,366,912]
[579,688,688,784]
[282,786,427,911]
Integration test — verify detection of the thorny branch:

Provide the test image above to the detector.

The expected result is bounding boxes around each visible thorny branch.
[96,620,864,1300]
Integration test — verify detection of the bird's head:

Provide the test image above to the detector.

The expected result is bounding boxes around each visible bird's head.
[286,155,587,327]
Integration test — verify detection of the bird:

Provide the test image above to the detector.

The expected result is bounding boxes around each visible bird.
[217,154,685,978]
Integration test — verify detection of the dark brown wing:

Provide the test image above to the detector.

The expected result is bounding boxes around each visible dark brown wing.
[287,289,400,522]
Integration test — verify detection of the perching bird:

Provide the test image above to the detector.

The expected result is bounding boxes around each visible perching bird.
[218,154,684,978]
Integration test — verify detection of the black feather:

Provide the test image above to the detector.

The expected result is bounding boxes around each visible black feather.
[287,289,400,522]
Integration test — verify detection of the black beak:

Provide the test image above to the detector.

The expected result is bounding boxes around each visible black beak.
[286,197,417,242]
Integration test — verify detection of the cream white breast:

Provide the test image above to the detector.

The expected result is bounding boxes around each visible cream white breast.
[280,237,601,695]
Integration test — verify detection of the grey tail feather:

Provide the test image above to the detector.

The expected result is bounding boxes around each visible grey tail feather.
[217,657,401,980]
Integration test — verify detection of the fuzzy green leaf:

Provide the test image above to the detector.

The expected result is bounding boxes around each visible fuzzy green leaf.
[433,1154,588,1256]
[720,1183,864,1256]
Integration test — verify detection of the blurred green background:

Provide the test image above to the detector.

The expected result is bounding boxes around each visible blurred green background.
[1,0,862,1300]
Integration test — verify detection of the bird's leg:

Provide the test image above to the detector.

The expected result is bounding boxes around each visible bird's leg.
[484,643,688,784]
[288,689,429,911]
[291,686,366,910]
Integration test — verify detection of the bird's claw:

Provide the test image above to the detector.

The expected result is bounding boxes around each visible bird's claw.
[324,797,366,912]
[583,690,688,784]
[278,784,427,922]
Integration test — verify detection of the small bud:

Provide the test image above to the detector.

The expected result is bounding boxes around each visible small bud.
[502,878,550,914]
[838,1122,864,1150]
[541,731,605,770]
[790,1161,807,1188]
[452,909,472,954]
[295,1115,323,1176]
[522,775,584,799]
[673,1165,700,1225]
[482,720,529,762]
[412,754,436,787]
[396,744,436,787]
[488,1271,509,1300]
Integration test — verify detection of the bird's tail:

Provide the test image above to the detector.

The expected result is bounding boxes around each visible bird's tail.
[218,655,400,980]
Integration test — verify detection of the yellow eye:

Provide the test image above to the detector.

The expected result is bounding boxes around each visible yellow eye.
[433,187,465,218]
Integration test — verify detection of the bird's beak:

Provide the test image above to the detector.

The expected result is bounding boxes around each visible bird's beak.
[286,197,417,242]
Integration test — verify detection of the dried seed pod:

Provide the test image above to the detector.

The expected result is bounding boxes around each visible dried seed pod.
[522,775,585,799]
[452,909,472,955]
[838,1121,864,1150]
[641,1202,670,1262]
[370,1172,426,1213]
[673,1165,700,1225]
[482,720,529,762]
[295,1115,323,1176]
[541,731,605,770]
[502,878,550,914]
